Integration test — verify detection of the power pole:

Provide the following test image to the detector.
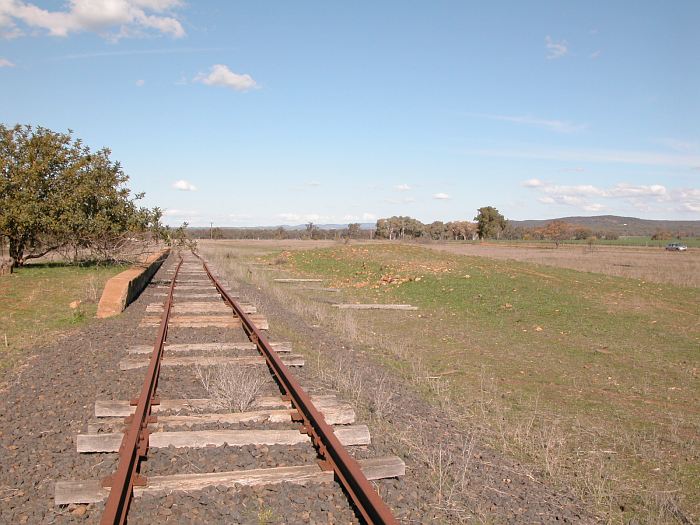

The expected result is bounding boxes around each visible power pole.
[210,222,213,240]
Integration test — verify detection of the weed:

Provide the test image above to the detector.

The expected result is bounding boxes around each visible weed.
[195,363,268,412]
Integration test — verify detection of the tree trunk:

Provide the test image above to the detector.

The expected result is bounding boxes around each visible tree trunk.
[9,237,24,267]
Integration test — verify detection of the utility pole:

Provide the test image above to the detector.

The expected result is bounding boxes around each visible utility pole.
[210,222,213,240]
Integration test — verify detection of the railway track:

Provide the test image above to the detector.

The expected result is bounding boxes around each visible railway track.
[55,252,404,523]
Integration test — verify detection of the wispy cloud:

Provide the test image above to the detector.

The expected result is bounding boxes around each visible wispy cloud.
[384,197,416,204]
[433,192,451,200]
[522,178,545,188]
[0,57,14,67]
[471,113,585,133]
[343,212,377,222]
[467,146,700,168]
[53,47,223,61]
[545,36,568,59]
[655,138,700,153]
[164,208,200,218]
[135,79,145,87]
[277,213,331,224]
[395,184,412,191]
[0,0,185,40]
[523,179,700,215]
[228,213,252,222]
[590,49,602,59]
[194,64,257,92]
[172,179,197,191]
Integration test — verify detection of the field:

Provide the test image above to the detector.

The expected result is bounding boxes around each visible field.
[425,241,700,287]
[200,239,699,524]
[0,262,125,374]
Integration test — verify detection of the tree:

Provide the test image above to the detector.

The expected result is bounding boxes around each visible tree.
[446,221,476,240]
[573,227,593,240]
[169,222,197,252]
[347,223,361,239]
[305,222,319,240]
[474,206,506,239]
[0,124,162,265]
[540,221,574,247]
[428,221,446,240]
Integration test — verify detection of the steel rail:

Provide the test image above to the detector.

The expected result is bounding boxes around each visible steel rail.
[100,256,183,525]
[197,255,398,525]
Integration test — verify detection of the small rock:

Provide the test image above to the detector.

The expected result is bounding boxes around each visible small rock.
[71,505,87,517]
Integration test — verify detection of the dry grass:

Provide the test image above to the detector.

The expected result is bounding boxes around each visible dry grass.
[199,241,700,524]
[425,242,700,287]
[194,363,268,412]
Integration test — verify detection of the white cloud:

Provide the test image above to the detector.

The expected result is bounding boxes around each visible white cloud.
[678,189,700,212]
[0,0,185,40]
[277,213,330,224]
[524,179,700,215]
[395,184,412,191]
[163,208,200,217]
[590,49,602,59]
[475,113,585,133]
[545,36,568,59]
[135,78,144,86]
[433,192,451,200]
[343,212,377,222]
[522,178,545,188]
[194,64,257,92]
[0,57,14,66]
[172,179,196,191]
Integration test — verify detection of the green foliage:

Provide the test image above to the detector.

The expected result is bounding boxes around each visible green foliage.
[0,124,162,265]
[346,222,361,239]
[474,206,506,239]
[167,222,198,252]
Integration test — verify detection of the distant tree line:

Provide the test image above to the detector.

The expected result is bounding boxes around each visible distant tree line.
[0,124,166,267]
[190,207,697,245]
[189,222,374,241]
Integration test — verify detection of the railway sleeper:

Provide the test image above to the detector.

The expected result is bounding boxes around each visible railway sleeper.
[138,314,269,330]
[55,456,406,505]
[145,302,258,314]
[76,425,371,452]
[126,341,292,354]
[87,403,356,432]
[119,354,303,370]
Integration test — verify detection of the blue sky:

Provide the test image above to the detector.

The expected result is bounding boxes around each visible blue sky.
[1,1,699,226]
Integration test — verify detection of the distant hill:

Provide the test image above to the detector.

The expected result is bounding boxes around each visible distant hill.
[509,215,700,236]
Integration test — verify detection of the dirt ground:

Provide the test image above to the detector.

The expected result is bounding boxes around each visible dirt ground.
[414,242,700,288]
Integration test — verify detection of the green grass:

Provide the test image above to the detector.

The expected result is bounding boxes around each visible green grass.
[266,244,700,523]
[0,262,126,373]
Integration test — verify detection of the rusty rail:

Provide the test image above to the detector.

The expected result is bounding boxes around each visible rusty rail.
[100,256,183,525]
[198,255,398,525]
